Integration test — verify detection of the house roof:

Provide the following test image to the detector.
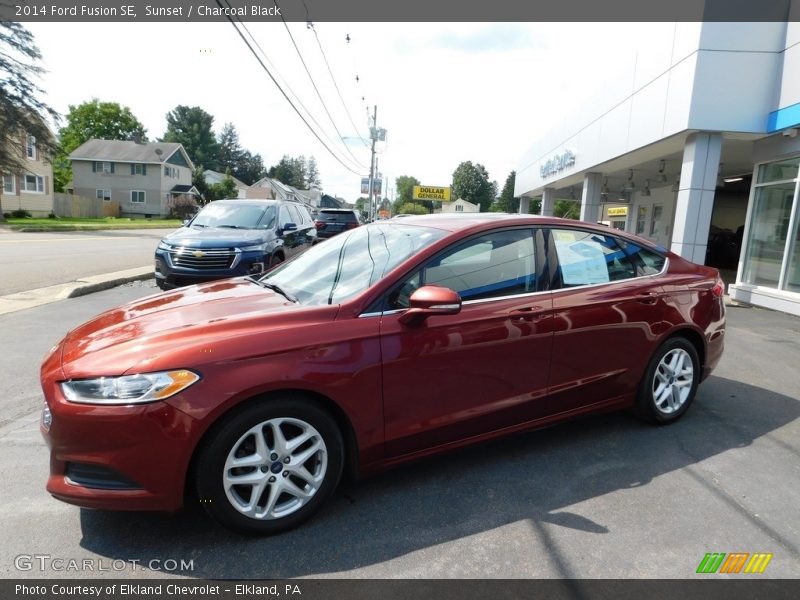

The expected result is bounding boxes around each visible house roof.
[203,169,248,189]
[69,139,193,167]
[170,184,199,195]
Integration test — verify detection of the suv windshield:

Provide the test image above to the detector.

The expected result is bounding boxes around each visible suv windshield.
[191,203,276,229]
[262,223,446,305]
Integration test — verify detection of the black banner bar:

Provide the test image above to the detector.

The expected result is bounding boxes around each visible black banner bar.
[1,0,799,22]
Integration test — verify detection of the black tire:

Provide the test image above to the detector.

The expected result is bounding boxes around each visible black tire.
[269,254,284,269]
[635,337,700,425]
[195,398,344,535]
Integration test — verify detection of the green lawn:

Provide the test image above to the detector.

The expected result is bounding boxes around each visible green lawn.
[3,217,183,231]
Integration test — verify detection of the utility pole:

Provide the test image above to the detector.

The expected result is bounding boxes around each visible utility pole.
[367,105,377,222]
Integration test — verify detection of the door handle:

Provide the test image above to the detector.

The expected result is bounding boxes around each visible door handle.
[636,292,661,304]
[509,306,544,321]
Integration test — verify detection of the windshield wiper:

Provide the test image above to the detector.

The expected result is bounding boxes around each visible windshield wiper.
[217,224,247,229]
[247,277,297,303]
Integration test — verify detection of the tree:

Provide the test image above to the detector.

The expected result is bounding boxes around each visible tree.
[206,170,239,201]
[192,166,209,204]
[162,105,220,171]
[305,156,321,189]
[554,199,580,219]
[1,22,59,219]
[354,196,368,220]
[217,122,242,174]
[496,170,520,213]
[234,150,266,186]
[54,99,148,192]
[394,175,420,204]
[396,202,428,215]
[268,155,307,188]
[451,161,494,212]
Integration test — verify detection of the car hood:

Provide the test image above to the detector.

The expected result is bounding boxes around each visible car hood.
[163,227,269,248]
[60,278,337,378]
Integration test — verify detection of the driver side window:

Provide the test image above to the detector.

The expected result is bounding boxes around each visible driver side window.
[388,228,536,309]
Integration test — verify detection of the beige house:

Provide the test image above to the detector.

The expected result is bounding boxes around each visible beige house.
[1,132,54,217]
[70,139,199,217]
[439,198,480,213]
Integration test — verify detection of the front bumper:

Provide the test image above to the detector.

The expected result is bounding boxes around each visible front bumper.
[155,248,267,288]
[40,368,202,512]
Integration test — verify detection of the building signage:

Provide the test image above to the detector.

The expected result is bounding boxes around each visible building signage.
[413,186,451,201]
[608,207,628,217]
[539,150,576,178]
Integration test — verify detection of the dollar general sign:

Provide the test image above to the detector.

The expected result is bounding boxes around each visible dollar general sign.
[413,186,451,201]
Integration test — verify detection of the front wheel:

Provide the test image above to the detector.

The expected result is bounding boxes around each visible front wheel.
[195,398,344,534]
[635,337,700,424]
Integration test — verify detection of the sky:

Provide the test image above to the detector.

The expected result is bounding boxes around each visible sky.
[26,21,664,201]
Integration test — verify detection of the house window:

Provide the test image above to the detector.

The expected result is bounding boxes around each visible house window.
[455,204,463,212]
[22,173,44,193]
[2,174,14,194]
[96,189,111,201]
[26,136,35,159]
[131,164,147,175]
[131,190,146,203]
[93,161,114,174]
[164,166,178,178]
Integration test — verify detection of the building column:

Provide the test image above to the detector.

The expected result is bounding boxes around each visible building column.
[519,196,530,214]
[580,173,603,223]
[670,132,722,264]
[541,187,556,216]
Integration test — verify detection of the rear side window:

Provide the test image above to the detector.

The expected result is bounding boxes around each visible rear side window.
[287,204,302,225]
[620,241,666,276]
[550,228,634,286]
[319,211,357,223]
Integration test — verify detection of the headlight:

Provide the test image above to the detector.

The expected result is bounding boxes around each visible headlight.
[157,241,171,251]
[60,370,200,405]
[241,244,266,252]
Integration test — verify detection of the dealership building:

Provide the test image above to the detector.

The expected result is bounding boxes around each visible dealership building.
[515,21,800,316]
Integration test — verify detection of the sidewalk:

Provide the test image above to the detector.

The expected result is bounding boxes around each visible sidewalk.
[0,265,153,316]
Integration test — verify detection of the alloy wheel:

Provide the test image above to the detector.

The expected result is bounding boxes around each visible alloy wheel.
[651,348,694,415]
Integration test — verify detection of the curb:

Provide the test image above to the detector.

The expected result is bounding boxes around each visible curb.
[0,266,153,317]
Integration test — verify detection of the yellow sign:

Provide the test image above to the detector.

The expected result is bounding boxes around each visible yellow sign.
[413,186,451,201]
[608,207,628,217]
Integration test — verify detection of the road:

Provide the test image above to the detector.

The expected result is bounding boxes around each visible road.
[0,286,799,579]
[0,228,175,295]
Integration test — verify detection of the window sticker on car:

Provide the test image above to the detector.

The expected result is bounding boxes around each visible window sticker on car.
[555,239,610,285]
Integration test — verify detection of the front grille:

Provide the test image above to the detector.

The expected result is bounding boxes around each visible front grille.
[65,463,142,490]
[169,247,237,270]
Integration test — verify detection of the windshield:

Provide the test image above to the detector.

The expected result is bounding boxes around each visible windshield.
[262,223,447,305]
[191,203,276,229]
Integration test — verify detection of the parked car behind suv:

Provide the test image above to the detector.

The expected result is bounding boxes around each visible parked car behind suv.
[155,199,316,290]
[314,208,360,239]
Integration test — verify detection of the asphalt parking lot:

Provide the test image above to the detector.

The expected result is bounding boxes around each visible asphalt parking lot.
[0,283,798,579]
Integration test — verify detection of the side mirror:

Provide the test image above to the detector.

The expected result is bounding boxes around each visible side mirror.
[280,222,297,233]
[398,286,462,326]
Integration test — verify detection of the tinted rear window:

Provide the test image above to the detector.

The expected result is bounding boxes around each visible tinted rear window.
[318,211,357,223]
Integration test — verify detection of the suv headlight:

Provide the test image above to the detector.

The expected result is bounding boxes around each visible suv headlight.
[241,243,266,252]
[157,241,171,251]
[60,370,200,405]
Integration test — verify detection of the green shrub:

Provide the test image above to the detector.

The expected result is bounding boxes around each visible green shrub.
[10,209,32,218]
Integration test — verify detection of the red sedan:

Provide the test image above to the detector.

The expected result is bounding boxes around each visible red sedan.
[40,214,725,534]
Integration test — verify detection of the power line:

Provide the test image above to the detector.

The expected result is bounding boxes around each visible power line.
[310,25,372,148]
[218,0,366,176]
[272,0,369,169]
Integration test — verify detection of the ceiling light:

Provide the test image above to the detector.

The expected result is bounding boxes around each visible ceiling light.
[723,177,743,183]
[624,170,636,190]
[642,179,651,197]
[657,160,668,183]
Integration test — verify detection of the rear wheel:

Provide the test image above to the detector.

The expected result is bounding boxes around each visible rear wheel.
[635,337,700,424]
[269,254,284,269]
[195,398,344,534]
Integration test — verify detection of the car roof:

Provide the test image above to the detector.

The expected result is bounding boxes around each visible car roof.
[210,199,277,206]
[384,213,666,251]
[319,208,355,213]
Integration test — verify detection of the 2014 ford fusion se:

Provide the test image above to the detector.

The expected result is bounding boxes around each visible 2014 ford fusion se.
[40,214,725,534]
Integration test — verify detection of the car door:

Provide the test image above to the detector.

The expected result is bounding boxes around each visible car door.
[545,227,668,416]
[278,204,300,259]
[378,227,554,457]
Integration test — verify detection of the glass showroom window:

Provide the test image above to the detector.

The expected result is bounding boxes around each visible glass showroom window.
[741,157,800,290]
